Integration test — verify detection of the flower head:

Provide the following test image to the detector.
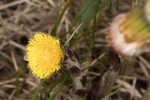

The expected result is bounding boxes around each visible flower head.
[109,7,150,56]
[26,33,63,79]
[109,13,139,56]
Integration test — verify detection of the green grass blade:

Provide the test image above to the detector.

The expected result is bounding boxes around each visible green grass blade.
[48,86,63,100]
[32,80,44,100]
[16,72,20,96]
[69,0,94,31]
[51,0,72,36]
[96,0,112,23]
[81,0,99,24]
[64,23,82,46]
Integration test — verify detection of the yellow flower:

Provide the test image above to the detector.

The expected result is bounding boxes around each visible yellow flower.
[26,33,63,79]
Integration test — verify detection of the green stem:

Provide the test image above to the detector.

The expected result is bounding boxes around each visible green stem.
[69,0,94,33]
[96,0,112,24]
[16,72,20,96]
[32,79,44,100]
[51,0,72,36]
[48,85,63,100]
[64,24,82,47]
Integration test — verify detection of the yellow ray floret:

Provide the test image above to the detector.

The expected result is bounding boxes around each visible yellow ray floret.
[26,33,63,79]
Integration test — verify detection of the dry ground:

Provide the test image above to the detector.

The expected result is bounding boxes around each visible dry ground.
[0,0,149,100]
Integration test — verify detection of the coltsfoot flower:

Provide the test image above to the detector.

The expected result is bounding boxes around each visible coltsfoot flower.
[26,33,63,79]
[109,7,150,56]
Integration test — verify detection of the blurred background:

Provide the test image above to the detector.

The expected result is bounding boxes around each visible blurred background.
[0,0,150,100]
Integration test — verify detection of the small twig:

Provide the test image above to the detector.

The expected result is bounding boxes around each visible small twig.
[102,89,120,100]
[86,71,101,76]
[0,0,26,10]
[0,78,37,87]
[0,42,8,50]
[9,40,26,51]
[0,0,40,10]
[119,75,136,80]
[47,0,56,7]
[22,89,30,94]
[64,24,82,46]
[131,78,137,100]
[116,79,142,98]
[2,84,16,88]
[25,80,38,88]
[139,56,150,70]
[139,62,150,79]
[57,9,68,34]
[81,52,106,70]
[11,51,19,72]
[0,51,12,62]
[23,0,41,7]
[89,53,105,67]
[8,89,16,100]
[0,78,18,85]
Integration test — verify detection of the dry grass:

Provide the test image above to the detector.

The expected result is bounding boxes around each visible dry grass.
[0,0,149,100]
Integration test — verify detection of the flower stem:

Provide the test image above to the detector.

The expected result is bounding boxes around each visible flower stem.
[32,79,44,100]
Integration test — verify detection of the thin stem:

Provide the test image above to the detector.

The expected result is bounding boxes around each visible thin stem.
[48,85,63,100]
[96,0,112,23]
[51,0,72,36]
[64,24,82,46]
[32,79,44,100]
